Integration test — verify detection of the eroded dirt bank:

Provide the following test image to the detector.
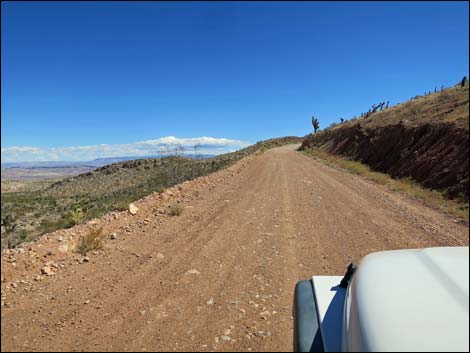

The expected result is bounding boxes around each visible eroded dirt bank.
[300,122,469,202]
[2,145,468,352]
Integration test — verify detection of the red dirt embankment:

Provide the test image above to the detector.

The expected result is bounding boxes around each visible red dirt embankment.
[300,122,469,202]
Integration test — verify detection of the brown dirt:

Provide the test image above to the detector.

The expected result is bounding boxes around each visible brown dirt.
[1,145,468,352]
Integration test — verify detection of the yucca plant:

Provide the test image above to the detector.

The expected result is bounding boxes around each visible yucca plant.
[68,206,84,225]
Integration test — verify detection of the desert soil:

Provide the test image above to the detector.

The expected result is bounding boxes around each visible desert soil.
[1,145,468,352]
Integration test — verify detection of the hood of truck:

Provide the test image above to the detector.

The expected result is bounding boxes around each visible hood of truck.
[342,246,469,352]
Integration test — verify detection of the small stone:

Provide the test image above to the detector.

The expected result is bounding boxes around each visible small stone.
[220,335,231,341]
[129,203,139,215]
[84,300,90,304]
[46,260,59,269]
[41,266,54,276]
[223,328,231,336]
[206,298,214,305]
[260,310,271,319]
[110,233,117,240]
[185,269,200,275]
[83,256,90,262]
[156,253,164,260]
[58,245,69,253]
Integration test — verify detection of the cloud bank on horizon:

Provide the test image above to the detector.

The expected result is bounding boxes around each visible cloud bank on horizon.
[1,136,251,163]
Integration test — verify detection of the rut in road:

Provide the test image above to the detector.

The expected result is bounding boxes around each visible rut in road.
[2,145,468,352]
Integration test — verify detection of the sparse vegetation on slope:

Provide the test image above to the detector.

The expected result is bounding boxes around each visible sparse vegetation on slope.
[1,136,302,249]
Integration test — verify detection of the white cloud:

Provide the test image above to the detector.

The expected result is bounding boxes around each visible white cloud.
[1,146,41,153]
[1,136,251,163]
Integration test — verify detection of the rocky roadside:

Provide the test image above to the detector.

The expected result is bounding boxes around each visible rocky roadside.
[1,153,257,308]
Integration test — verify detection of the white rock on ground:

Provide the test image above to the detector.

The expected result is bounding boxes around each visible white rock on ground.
[58,245,69,253]
[129,203,139,215]
[185,269,200,275]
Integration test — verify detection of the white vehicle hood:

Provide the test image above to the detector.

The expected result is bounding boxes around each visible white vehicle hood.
[343,246,469,352]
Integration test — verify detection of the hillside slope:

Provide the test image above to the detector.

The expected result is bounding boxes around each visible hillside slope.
[1,137,302,248]
[300,85,469,202]
[43,136,302,198]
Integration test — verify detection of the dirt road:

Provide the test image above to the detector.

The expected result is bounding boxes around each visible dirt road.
[2,145,468,352]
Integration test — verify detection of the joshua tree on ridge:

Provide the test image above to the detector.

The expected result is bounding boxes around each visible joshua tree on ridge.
[312,116,320,133]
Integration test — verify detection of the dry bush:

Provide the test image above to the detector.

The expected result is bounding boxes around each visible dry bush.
[168,203,184,216]
[77,227,105,255]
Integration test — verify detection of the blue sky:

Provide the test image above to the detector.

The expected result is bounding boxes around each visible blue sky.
[1,1,469,162]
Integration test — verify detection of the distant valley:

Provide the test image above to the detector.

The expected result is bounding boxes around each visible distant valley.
[1,154,216,180]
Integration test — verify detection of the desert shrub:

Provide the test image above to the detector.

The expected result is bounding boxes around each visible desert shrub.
[67,206,84,225]
[154,186,166,193]
[113,200,129,211]
[76,227,105,255]
[18,229,29,242]
[168,203,184,216]
[39,218,64,234]
[147,173,169,189]
[2,214,17,233]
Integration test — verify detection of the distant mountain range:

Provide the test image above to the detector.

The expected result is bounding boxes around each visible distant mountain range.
[1,154,216,169]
